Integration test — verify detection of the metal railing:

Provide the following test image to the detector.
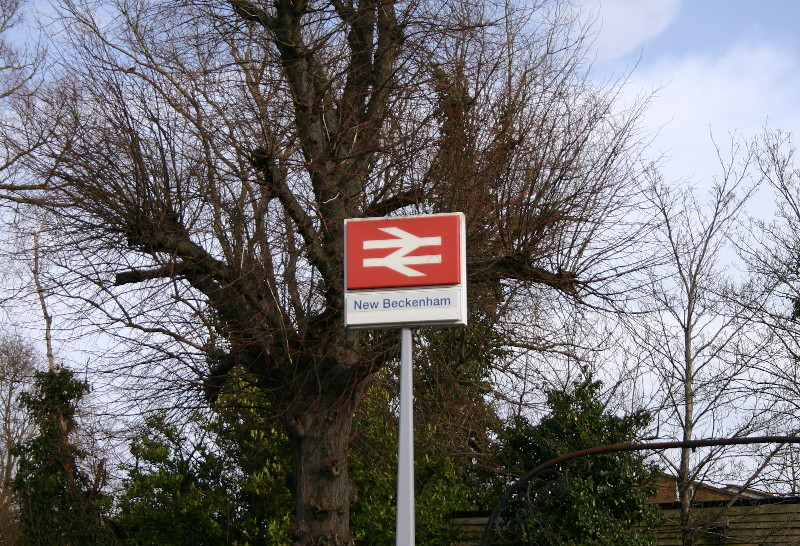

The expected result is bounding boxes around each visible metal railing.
[480,436,800,545]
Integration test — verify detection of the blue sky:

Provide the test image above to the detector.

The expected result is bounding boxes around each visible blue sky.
[582,0,800,188]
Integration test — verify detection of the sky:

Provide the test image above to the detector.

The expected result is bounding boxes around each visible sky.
[7,1,800,351]
[581,0,800,190]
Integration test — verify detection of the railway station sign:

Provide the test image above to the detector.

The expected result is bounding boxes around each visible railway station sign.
[344,213,466,328]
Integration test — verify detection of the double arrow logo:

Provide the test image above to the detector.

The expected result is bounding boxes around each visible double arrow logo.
[362,227,442,277]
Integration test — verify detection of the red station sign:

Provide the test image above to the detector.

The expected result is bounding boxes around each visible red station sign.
[345,214,463,290]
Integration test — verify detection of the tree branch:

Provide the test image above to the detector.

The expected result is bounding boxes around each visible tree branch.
[469,255,580,296]
[228,0,273,27]
[364,188,420,217]
[114,265,177,286]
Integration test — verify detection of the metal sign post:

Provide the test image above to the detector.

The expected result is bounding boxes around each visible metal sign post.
[343,213,466,546]
[396,327,414,545]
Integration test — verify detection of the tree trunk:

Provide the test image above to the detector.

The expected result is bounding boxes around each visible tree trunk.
[286,395,358,545]
[678,445,694,546]
[679,323,695,546]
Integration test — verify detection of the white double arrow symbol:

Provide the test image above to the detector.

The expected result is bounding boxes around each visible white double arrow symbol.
[362,227,442,277]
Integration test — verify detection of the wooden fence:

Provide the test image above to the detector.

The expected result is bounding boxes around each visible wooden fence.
[653,498,800,545]
[452,498,800,545]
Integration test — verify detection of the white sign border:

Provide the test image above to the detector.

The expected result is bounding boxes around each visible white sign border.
[345,286,466,329]
[344,212,467,330]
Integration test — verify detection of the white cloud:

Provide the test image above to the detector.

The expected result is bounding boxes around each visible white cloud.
[582,0,683,61]
[631,43,800,183]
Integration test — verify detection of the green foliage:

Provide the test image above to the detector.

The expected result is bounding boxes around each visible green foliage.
[498,373,661,546]
[115,320,505,546]
[349,379,489,545]
[349,319,505,546]
[112,368,292,545]
[12,368,115,545]
[115,361,497,545]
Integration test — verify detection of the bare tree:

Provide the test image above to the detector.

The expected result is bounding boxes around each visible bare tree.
[0,0,50,201]
[0,332,37,544]
[0,0,34,97]
[736,129,800,498]
[634,144,774,545]
[8,0,655,542]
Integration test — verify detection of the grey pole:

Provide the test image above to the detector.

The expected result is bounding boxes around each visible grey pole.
[396,327,415,545]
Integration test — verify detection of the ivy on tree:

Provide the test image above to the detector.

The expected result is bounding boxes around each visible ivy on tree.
[12,368,114,545]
